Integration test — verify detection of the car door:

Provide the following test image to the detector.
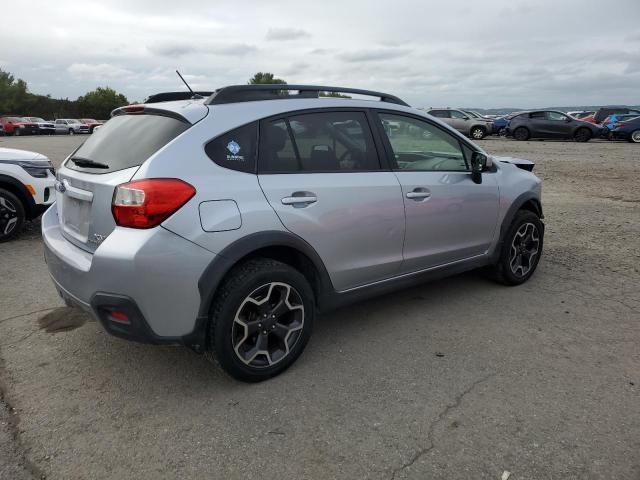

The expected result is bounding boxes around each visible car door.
[258,109,405,291]
[545,111,573,138]
[527,111,549,137]
[448,110,471,134]
[55,120,67,134]
[374,111,500,272]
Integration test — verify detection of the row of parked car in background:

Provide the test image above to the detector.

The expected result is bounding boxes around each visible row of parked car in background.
[0,117,102,136]
[421,106,640,143]
[2,104,638,143]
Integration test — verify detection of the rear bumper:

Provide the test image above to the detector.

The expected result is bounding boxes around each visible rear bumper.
[42,203,215,348]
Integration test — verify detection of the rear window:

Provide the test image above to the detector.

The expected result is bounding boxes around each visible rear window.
[205,122,258,173]
[66,114,189,173]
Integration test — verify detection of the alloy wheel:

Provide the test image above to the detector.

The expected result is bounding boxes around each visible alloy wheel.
[514,128,529,141]
[0,196,19,236]
[232,282,305,368]
[471,128,485,139]
[631,130,640,143]
[509,222,540,277]
[575,129,591,142]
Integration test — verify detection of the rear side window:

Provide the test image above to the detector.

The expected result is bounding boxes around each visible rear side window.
[67,114,189,173]
[205,122,258,173]
[260,111,379,173]
[429,110,450,118]
[530,112,546,119]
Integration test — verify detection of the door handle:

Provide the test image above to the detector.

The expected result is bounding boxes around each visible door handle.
[406,188,431,200]
[281,192,317,207]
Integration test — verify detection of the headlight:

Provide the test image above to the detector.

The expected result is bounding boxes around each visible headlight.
[0,160,55,178]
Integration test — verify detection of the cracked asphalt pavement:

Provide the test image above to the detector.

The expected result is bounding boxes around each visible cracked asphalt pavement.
[0,135,639,479]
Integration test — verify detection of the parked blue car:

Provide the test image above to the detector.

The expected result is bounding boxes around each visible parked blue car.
[610,116,640,143]
[493,116,508,135]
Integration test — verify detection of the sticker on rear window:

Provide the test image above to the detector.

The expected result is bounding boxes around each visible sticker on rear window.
[226,140,244,161]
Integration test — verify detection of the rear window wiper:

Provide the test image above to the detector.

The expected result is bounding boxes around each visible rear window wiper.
[69,156,109,169]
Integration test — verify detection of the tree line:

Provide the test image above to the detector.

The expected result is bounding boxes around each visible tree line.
[0,69,346,121]
[0,68,129,120]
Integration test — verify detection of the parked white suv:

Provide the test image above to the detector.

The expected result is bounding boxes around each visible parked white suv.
[0,147,56,241]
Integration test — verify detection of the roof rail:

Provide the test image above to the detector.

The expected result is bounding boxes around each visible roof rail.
[144,91,213,104]
[205,84,409,107]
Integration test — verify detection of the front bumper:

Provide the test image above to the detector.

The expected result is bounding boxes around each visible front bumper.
[42,203,214,346]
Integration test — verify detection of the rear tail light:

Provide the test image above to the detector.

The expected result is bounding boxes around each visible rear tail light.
[112,178,195,229]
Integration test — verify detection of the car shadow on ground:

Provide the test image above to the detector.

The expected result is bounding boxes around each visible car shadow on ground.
[31,269,497,397]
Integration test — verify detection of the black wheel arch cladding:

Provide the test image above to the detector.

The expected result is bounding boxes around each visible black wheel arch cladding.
[197,230,335,319]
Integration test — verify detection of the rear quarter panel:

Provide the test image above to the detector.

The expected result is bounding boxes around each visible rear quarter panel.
[135,108,286,255]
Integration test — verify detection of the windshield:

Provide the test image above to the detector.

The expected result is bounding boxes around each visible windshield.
[67,119,82,124]
[29,117,46,123]
[82,119,97,123]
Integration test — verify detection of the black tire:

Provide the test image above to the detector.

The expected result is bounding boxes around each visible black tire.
[574,128,591,143]
[207,258,315,382]
[0,188,26,243]
[13,128,21,137]
[68,129,75,135]
[487,210,543,286]
[470,126,486,140]
[629,129,640,143]
[498,128,507,137]
[513,127,530,141]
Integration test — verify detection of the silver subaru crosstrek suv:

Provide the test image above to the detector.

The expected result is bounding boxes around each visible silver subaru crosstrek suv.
[43,85,543,382]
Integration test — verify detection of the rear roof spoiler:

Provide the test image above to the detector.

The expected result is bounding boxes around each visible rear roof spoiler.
[144,91,213,104]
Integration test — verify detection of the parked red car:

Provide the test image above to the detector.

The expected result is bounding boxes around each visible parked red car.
[80,118,103,133]
[0,116,39,136]
[581,107,640,125]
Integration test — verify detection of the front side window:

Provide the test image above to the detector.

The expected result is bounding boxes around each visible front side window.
[378,113,468,172]
[205,122,258,173]
[261,111,379,173]
[546,112,567,121]
[450,110,468,119]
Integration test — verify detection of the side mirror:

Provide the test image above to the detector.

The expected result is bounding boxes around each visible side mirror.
[470,151,487,184]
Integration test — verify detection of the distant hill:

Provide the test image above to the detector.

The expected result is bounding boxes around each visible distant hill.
[467,105,640,116]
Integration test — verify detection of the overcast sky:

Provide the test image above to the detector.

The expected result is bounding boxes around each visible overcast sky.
[2,0,639,108]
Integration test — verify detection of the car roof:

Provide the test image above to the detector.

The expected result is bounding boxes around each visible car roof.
[114,89,422,125]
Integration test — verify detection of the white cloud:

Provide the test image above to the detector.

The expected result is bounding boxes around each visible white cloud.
[67,63,134,79]
[1,0,639,107]
[265,27,311,41]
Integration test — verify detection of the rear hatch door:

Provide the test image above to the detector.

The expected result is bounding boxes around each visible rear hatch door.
[56,106,203,253]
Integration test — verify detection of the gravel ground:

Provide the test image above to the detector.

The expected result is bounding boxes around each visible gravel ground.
[0,135,638,479]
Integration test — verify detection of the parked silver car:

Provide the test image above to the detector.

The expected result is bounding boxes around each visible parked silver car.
[43,85,544,381]
[426,108,494,139]
[23,117,56,135]
[54,119,90,135]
